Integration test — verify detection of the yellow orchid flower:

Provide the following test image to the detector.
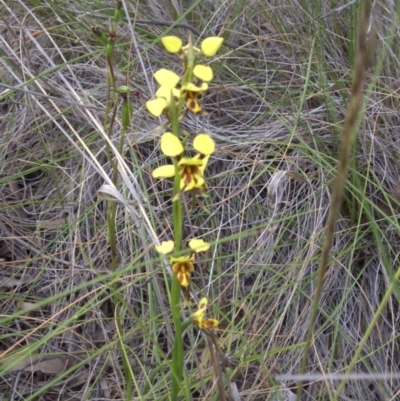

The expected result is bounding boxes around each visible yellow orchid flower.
[170,254,195,287]
[152,133,215,191]
[155,239,210,288]
[185,93,202,114]
[161,36,223,58]
[181,82,209,114]
[192,297,219,329]
[178,155,207,190]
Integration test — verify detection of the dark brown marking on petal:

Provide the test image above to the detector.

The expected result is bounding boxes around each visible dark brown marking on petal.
[188,100,196,110]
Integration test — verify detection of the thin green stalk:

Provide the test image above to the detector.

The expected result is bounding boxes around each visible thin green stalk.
[168,42,200,399]
[97,4,135,398]
[104,61,118,302]
[168,87,184,401]
[170,273,184,400]
[115,306,133,400]
[170,97,183,250]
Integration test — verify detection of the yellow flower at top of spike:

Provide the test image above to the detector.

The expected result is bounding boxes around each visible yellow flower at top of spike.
[148,36,223,116]
[156,239,210,287]
[160,35,224,58]
[192,297,219,329]
[152,133,215,191]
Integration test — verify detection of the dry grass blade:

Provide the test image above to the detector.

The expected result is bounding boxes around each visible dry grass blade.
[297,0,374,399]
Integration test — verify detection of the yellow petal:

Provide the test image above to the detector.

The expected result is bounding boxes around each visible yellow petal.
[192,308,205,321]
[193,134,215,155]
[161,36,182,53]
[202,318,219,329]
[199,297,208,310]
[183,298,191,309]
[161,132,184,157]
[182,82,208,93]
[156,86,181,101]
[154,69,180,87]
[178,271,190,287]
[186,97,202,114]
[182,177,196,191]
[152,165,176,178]
[199,155,210,174]
[171,255,192,265]
[155,240,174,254]
[201,37,224,56]
[178,155,202,167]
[189,238,210,252]
[193,175,205,190]
[146,98,167,117]
[193,65,213,82]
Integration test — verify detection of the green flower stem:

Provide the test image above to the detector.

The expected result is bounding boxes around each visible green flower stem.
[168,95,183,251]
[113,0,122,28]
[103,44,118,298]
[91,26,109,47]
[107,93,131,298]
[177,49,195,114]
[185,38,196,80]
[181,318,192,332]
[99,17,134,398]
[120,94,133,135]
[115,305,133,400]
[170,273,184,400]
[168,82,184,401]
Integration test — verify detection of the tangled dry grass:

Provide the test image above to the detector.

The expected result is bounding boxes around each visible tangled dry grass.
[1,0,400,400]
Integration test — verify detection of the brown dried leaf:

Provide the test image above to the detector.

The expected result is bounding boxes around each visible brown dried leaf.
[23,357,68,374]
